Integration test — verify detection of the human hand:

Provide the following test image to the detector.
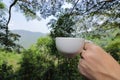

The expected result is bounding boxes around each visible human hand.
[78,43,120,80]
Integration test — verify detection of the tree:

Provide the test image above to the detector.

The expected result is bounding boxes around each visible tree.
[24,36,83,80]
[50,13,76,38]
[47,0,120,46]
[3,0,119,37]
[0,0,21,52]
[0,0,120,50]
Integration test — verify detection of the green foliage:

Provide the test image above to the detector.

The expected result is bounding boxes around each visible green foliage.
[1,35,120,80]
[0,50,22,70]
[18,36,84,80]
[15,0,41,20]
[0,12,21,52]
[105,37,120,63]
[31,36,58,56]
[54,57,84,80]
[0,61,14,80]
[0,0,22,52]
[18,49,56,80]
[50,13,76,37]
[0,2,5,9]
[36,36,53,52]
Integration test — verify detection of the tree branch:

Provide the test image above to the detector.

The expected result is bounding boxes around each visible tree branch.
[6,0,18,26]
[5,0,18,50]
[70,0,114,16]
[70,0,80,14]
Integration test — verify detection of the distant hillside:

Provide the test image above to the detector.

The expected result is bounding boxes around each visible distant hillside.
[12,30,46,48]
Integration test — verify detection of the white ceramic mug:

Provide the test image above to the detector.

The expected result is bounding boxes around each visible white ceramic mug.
[55,37,88,57]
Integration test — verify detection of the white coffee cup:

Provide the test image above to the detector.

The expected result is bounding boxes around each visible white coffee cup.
[55,37,86,57]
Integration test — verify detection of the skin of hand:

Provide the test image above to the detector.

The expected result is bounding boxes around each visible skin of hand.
[78,43,120,80]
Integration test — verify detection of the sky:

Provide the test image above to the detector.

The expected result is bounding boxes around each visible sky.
[3,0,73,33]
[3,0,51,33]
[9,12,51,33]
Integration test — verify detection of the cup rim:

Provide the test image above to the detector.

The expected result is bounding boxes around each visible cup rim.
[55,37,84,39]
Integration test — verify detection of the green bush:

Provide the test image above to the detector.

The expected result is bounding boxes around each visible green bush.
[18,49,56,80]
[0,36,85,80]
[18,36,84,80]
[105,37,120,63]
[0,61,15,80]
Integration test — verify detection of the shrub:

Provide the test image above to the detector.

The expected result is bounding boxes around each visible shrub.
[18,49,56,80]
[105,37,120,63]
[0,61,14,80]
[18,36,85,80]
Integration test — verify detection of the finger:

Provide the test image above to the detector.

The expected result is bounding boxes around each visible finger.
[78,59,87,76]
[84,42,95,50]
[80,50,86,59]
[78,59,84,73]
[78,59,91,79]
[84,40,93,49]
[84,42,91,50]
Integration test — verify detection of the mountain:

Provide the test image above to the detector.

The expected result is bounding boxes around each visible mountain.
[11,30,46,48]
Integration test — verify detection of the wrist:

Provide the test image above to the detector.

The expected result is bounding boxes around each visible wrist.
[104,68,120,80]
[95,69,120,80]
